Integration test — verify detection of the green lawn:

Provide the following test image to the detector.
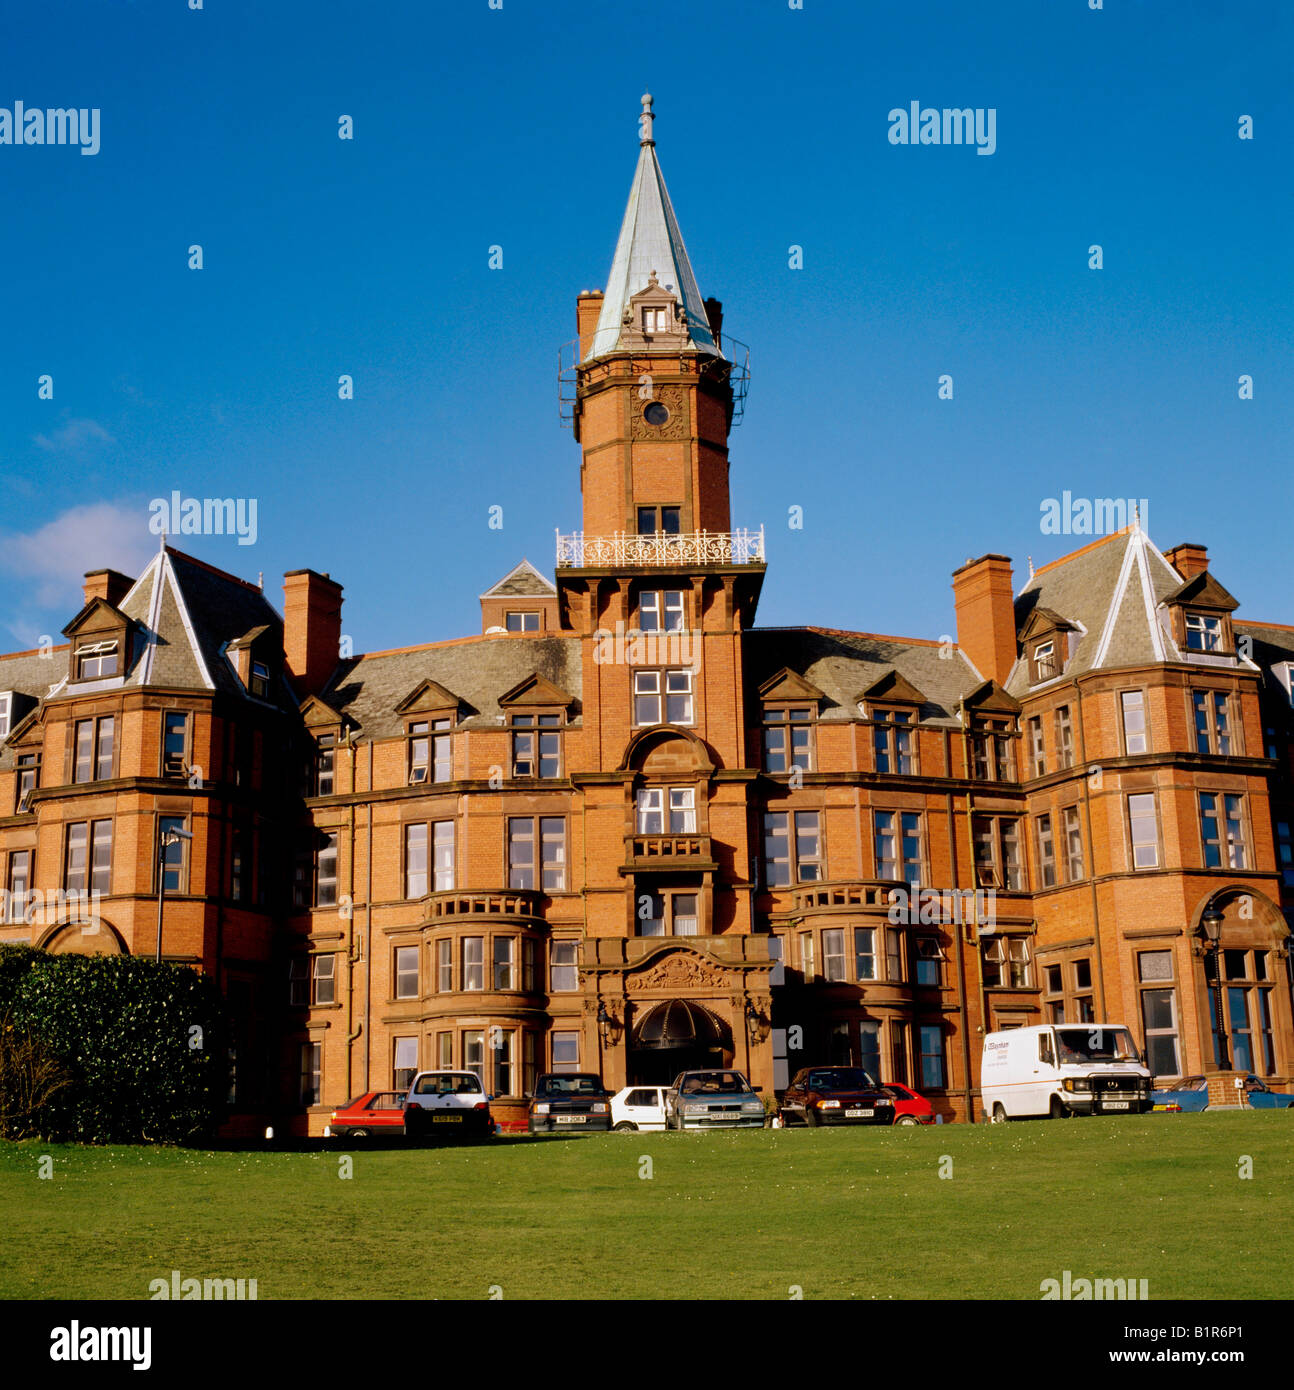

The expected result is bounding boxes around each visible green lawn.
[2,1112,1289,1300]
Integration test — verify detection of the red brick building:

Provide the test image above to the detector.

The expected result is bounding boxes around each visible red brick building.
[1,98,1290,1131]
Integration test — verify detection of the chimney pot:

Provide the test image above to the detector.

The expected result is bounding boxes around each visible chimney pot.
[951,553,1017,686]
[283,569,344,697]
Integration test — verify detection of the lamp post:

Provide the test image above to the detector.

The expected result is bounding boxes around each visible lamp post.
[1198,904,1230,1069]
[154,827,193,964]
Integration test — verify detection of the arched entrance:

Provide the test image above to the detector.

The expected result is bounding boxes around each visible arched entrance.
[627,998,732,1085]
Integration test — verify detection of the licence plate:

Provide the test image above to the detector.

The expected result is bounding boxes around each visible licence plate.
[1103,1101,1129,1110]
[432,1114,462,1123]
[556,1115,586,1124]
[845,1109,874,1118]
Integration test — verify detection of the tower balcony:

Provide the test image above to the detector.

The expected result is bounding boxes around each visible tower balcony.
[556,527,765,570]
[620,833,719,875]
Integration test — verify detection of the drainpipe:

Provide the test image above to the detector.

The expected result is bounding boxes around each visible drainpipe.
[1074,682,1109,1020]
[947,791,974,1123]
[365,738,374,1091]
[345,733,359,1095]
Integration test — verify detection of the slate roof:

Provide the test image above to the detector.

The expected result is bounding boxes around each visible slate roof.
[0,646,70,701]
[586,98,719,361]
[323,633,584,740]
[480,559,557,599]
[1234,620,1294,722]
[744,627,983,728]
[1006,527,1191,697]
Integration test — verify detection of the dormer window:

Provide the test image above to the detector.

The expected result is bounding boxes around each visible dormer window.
[77,640,118,680]
[408,717,452,784]
[871,707,915,775]
[643,306,668,333]
[249,660,270,698]
[1032,641,1057,682]
[763,705,814,774]
[971,716,1016,781]
[0,693,10,740]
[1185,613,1224,652]
[505,611,539,632]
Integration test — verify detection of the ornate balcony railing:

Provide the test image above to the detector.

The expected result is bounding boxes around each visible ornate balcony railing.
[421,889,544,922]
[556,527,765,569]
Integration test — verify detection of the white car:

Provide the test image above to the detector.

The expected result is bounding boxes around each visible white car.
[403,1070,493,1135]
[610,1084,669,1132]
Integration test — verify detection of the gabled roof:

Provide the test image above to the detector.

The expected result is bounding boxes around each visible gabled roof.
[324,633,584,740]
[479,559,556,600]
[394,678,464,716]
[859,669,927,706]
[1018,606,1078,642]
[585,96,719,361]
[498,672,576,709]
[61,595,127,639]
[1164,570,1239,613]
[743,628,981,728]
[757,668,827,704]
[962,679,1022,716]
[1007,526,1187,695]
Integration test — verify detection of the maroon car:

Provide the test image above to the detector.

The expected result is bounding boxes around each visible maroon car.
[328,1090,407,1139]
[780,1067,896,1126]
[883,1081,936,1126]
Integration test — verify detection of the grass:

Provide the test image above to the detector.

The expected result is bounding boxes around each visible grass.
[1,1112,1290,1300]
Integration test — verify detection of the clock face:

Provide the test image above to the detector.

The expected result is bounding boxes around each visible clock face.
[643,401,670,427]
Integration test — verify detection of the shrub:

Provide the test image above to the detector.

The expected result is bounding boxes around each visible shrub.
[0,945,229,1144]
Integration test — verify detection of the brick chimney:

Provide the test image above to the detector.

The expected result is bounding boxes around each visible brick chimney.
[1165,542,1208,580]
[704,297,723,347]
[82,569,134,608]
[576,291,604,361]
[283,569,343,697]
[952,554,1018,686]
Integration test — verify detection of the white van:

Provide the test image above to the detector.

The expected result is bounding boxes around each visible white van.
[981,1024,1153,1121]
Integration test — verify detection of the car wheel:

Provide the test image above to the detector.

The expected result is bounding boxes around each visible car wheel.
[804,1108,819,1127]
[350,1128,369,1139]
[1048,1095,1069,1120]
[896,1115,919,1127]
[991,1103,1009,1124]
[613,1121,637,1132]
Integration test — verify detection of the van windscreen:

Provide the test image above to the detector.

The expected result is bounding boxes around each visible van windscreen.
[1054,1028,1138,1063]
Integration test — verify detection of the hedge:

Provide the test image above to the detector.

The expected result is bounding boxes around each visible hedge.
[0,945,229,1144]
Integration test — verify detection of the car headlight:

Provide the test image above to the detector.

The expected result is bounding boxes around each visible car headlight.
[818,1100,841,1109]
[741,1102,764,1113]
[533,1102,550,1115]
[877,1098,893,1106]
[1063,1079,1091,1093]
[591,1103,608,1114]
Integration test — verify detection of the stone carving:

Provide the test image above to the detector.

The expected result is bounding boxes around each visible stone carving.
[626,950,728,993]
[630,384,689,440]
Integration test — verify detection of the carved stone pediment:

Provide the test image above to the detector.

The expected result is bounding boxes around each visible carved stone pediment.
[626,950,728,993]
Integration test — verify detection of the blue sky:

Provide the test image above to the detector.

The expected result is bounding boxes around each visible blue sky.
[1,0,1290,655]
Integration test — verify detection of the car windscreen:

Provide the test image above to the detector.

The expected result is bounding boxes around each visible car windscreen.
[1054,1028,1139,1063]
[680,1073,749,1094]
[413,1074,483,1095]
[806,1069,877,1091]
[538,1076,604,1095]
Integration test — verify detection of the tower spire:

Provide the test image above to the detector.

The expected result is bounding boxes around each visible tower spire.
[586,94,718,361]
[639,91,655,146]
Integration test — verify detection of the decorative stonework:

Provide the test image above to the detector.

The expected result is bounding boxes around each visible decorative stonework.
[626,950,728,993]
[630,384,689,440]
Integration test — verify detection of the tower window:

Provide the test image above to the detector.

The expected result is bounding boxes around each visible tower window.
[643,401,670,426]
[643,306,668,333]
[636,506,681,535]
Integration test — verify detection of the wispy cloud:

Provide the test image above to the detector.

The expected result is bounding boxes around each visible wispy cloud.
[0,502,157,645]
[32,417,115,454]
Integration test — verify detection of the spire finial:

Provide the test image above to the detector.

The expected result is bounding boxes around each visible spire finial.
[639,92,655,146]
[1028,555,1034,579]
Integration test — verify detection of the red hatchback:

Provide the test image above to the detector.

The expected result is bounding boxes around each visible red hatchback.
[882,1082,936,1126]
[328,1091,407,1139]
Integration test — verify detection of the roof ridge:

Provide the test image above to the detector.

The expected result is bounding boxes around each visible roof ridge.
[758,625,951,650]
[164,545,266,596]
[0,643,70,662]
[350,631,576,662]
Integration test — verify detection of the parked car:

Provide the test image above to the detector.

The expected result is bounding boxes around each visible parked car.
[327,1090,407,1139]
[1243,1075,1294,1110]
[1153,1073,1293,1112]
[610,1084,669,1132]
[882,1081,937,1126]
[1151,1075,1210,1112]
[665,1069,765,1130]
[403,1070,493,1136]
[780,1067,895,1126]
[528,1073,612,1135]
[981,1024,1153,1120]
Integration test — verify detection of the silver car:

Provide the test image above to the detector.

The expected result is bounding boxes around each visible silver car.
[665,1069,766,1130]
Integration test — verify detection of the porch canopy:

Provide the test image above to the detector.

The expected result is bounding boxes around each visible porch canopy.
[632,998,729,1050]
